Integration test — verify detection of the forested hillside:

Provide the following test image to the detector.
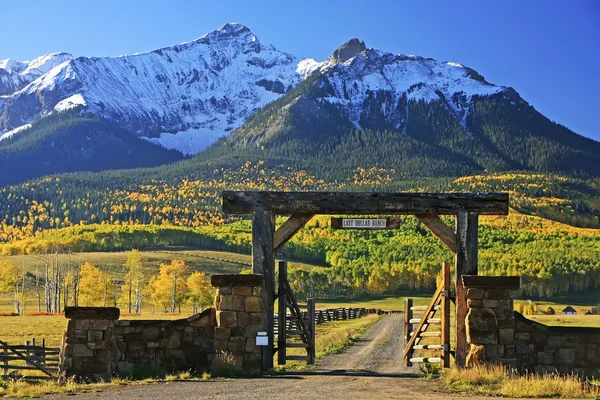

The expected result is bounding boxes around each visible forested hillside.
[1,212,598,299]
[0,111,184,185]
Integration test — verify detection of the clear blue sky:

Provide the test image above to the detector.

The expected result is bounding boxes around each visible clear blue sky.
[1,0,599,141]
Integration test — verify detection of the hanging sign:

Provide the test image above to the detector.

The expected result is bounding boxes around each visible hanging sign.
[330,217,401,230]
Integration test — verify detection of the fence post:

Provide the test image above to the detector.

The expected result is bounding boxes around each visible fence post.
[307,298,315,364]
[277,261,287,365]
[3,342,7,376]
[404,299,413,367]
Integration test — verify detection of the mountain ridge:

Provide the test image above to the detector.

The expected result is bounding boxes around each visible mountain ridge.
[0,23,598,186]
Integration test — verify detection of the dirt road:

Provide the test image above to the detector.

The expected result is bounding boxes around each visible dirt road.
[48,315,491,399]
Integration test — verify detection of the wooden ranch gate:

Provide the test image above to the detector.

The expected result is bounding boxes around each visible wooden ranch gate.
[222,191,509,371]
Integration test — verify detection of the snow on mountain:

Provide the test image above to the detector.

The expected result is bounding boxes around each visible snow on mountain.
[0,53,73,95]
[0,25,506,154]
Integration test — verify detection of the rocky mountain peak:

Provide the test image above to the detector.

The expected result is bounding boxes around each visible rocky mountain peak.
[329,38,367,64]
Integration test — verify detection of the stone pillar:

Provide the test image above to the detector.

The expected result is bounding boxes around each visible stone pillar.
[211,274,264,374]
[462,276,520,369]
[61,307,120,381]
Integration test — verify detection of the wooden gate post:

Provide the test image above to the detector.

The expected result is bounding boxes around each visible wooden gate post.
[307,298,316,364]
[404,298,413,367]
[277,261,287,365]
[455,212,479,367]
[252,210,276,371]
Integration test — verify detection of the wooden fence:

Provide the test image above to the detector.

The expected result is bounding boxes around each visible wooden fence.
[0,338,60,379]
[275,307,397,335]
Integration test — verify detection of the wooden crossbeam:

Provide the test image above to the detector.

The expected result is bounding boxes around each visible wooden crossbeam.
[273,214,314,254]
[416,214,457,254]
[223,191,509,215]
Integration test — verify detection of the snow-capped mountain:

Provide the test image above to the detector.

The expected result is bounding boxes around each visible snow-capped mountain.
[0,52,73,95]
[1,23,308,154]
[0,23,507,155]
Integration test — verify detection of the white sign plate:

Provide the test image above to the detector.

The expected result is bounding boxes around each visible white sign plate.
[342,218,387,229]
[256,336,268,346]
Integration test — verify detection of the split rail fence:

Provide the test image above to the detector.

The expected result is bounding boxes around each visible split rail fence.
[0,338,60,379]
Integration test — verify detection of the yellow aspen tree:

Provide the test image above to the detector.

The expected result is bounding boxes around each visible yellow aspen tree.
[78,262,104,306]
[0,260,22,315]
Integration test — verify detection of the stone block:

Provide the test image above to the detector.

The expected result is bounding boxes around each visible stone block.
[246,337,259,353]
[547,336,564,347]
[531,332,547,347]
[499,329,514,345]
[87,341,108,350]
[586,345,597,361]
[211,274,263,288]
[554,348,576,365]
[218,286,232,295]
[496,299,513,313]
[534,365,558,375]
[466,344,485,367]
[514,332,530,341]
[73,343,93,357]
[516,341,533,356]
[217,311,237,328]
[466,308,498,344]
[75,320,93,330]
[141,327,160,341]
[220,295,245,312]
[189,314,212,327]
[250,313,264,325]
[537,351,553,364]
[245,297,262,313]
[166,332,182,349]
[147,342,159,348]
[183,331,194,344]
[96,349,112,364]
[487,344,504,358]
[237,312,250,328]
[75,329,87,339]
[497,319,515,328]
[467,299,482,308]
[88,330,103,342]
[563,335,578,348]
[467,288,484,300]
[484,289,510,299]
[65,307,120,320]
[92,320,110,331]
[244,324,263,337]
[228,340,245,352]
[482,299,498,308]
[590,335,600,345]
[505,345,516,358]
[214,327,231,341]
[201,340,214,352]
[232,286,253,296]
[252,286,262,296]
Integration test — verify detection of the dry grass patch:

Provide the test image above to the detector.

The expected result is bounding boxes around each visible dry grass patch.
[443,364,600,398]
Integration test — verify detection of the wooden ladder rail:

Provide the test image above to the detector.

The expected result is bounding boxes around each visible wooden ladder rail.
[403,262,452,367]
[403,284,444,362]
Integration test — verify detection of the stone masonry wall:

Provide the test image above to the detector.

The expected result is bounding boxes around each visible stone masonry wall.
[61,307,120,381]
[211,274,264,374]
[113,308,215,374]
[464,276,600,378]
[61,274,266,380]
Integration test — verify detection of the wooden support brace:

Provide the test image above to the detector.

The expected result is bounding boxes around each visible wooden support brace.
[416,214,457,254]
[273,214,314,254]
